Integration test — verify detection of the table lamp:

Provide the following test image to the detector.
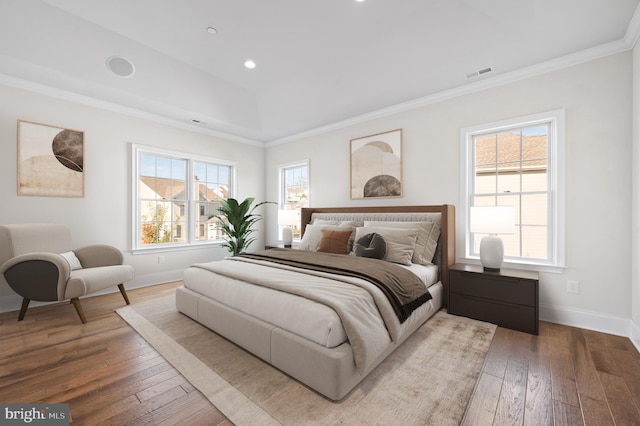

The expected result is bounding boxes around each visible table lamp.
[278,209,300,247]
[470,206,515,271]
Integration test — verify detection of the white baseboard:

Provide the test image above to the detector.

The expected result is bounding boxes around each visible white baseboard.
[540,303,635,339]
[0,269,184,314]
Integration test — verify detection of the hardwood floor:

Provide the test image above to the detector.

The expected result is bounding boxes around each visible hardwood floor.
[1,282,639,425]
[463,322,640,425]
[0,282,230,425]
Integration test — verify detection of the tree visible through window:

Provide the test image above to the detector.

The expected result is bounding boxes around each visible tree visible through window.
[139,153,186,245]
[133,145,235,250]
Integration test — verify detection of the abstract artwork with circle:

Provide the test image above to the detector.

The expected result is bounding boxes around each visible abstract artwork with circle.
[17,120,84,197]
[350,128,402,199]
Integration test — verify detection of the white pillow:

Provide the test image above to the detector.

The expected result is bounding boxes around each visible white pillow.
[300,224,356,251]
[364,221,440,264]
[312,219,364,228]
[60,251,83,270]
[354,226,418,265]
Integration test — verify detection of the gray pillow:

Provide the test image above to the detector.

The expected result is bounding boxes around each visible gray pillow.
[354,233,387,259]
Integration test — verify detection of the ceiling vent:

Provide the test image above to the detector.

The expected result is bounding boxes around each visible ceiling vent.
[106,56,135,78]
[465,67,493,80]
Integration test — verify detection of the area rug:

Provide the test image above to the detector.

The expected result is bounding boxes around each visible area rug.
[117,295,496,426]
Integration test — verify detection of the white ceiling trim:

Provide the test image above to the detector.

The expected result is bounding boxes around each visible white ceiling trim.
[2,0,639,150]
[0,72,265,147]
[266,35,636,147]
[625,2,640,46]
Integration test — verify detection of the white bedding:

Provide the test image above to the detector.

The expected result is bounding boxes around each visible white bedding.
[183,256,439,354]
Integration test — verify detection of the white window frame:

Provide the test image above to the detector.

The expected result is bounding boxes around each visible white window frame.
[279,160,309,208]
[460,109,566,272]
[131,144,236,253]
[278,160,309,240]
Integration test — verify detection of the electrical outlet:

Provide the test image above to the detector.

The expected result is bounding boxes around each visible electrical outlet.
[567,280,579,294]
[158,255,165,264]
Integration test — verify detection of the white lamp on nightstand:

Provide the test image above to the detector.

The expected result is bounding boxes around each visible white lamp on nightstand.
[470,206,515,271]
[278,209,300,247]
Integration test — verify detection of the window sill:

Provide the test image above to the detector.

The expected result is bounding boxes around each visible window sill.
[131,241,225,255]
[459,257,566,274]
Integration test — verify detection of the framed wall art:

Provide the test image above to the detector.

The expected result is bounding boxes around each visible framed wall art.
[350,128,403,199]
[17,120,85,197]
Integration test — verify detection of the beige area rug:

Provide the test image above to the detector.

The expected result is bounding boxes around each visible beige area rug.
[117,295,496,426]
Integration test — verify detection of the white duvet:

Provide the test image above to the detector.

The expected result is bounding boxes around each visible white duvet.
[183,256,439,373]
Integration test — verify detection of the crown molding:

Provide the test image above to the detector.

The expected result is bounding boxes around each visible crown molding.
[625,2,640,47]
[266,35,635,147]
[0,73,264,148]
[2,7,638,151]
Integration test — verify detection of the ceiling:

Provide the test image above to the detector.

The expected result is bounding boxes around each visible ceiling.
[1,1,638,144]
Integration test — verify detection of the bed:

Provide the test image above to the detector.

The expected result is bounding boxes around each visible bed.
[176,205,455,400]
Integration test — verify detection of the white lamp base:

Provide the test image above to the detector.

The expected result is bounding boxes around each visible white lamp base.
[479,235,504,271]
[282,226,293,247]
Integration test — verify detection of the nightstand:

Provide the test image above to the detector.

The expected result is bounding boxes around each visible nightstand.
[448,263,539,335]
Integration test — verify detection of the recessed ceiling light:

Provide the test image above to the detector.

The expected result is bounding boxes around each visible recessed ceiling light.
[244,59,256,69]
[206,26,217,35]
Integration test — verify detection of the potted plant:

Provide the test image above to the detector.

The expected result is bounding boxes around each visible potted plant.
[214,197,275,255]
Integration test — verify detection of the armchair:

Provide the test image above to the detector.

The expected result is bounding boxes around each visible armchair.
[0,223,134,323]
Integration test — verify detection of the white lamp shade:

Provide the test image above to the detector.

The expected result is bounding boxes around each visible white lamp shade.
[278,209,300,227]
[470,206,515,235]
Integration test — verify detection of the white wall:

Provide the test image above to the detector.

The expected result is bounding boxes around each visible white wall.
[632,41,640,346]
[0,83,266,311]
[266,52,634,335]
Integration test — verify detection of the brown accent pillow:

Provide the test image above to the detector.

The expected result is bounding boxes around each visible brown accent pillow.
[317,229,353,255]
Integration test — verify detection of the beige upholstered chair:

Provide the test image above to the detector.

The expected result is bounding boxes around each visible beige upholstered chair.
[0,223,134,323]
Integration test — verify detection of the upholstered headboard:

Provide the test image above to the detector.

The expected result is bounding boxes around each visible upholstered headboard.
[300,205,455,305]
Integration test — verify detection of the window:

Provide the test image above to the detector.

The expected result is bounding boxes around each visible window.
[132,144,235,251]
[279,161,309,239]
[461,110,565,270]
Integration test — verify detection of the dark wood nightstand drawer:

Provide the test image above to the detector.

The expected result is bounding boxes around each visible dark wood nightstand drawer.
[449,292,537,335]
[449,269,536,307]
[448,263,539,335]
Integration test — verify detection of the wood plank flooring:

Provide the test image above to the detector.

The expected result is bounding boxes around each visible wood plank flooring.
[1,281,639,425]
[463,322,640,425]
[0,282,230,425]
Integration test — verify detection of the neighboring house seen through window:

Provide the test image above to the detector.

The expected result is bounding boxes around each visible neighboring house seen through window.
[132,144,235,251]
[280,162,309,239]
[461,110,565,271]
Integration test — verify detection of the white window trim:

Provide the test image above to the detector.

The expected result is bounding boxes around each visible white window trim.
[278,159,310,242]
[460,109,566,273]
[279,159,310,208]
[131,143,237,254]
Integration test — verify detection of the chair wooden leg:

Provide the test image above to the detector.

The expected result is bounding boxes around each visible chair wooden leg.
[70,298,87,324]
[118,284,130,305]
[18,298,30,321]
